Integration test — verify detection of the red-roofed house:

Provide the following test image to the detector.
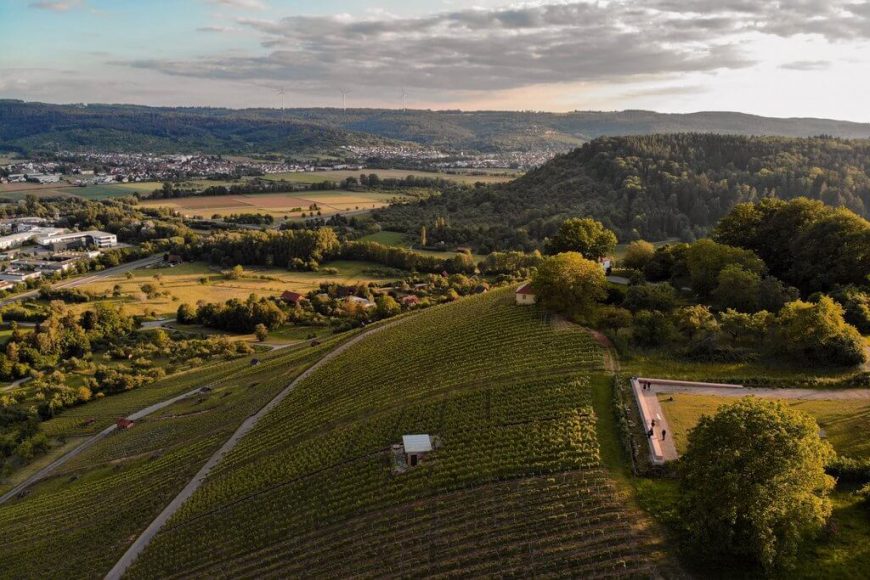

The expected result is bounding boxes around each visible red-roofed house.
[401,295,420,306]
[515,282,536,305]
[116,418,135,430]
[281,291,305,305]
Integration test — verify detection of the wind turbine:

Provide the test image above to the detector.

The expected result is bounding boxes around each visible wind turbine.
[339,89,350,112]
[401,87,407,112]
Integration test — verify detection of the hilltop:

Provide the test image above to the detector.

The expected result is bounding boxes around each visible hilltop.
[4,100,870,156]
[375,133,870,248]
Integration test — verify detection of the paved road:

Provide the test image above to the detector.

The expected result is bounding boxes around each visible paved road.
[654,384,870,400]
[0,384,208,506]
[104,319,400,580]
[0,254,162,308]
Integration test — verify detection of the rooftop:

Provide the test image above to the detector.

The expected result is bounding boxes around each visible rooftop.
[402,434,432,454]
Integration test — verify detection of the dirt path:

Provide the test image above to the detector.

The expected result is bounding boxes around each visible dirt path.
[104,318,404,580]
[586,329,620,372]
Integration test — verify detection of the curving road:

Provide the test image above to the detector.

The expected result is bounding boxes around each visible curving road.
[104,319,400,580]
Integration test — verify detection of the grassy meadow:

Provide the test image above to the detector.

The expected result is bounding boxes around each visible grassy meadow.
[70,260,398,317]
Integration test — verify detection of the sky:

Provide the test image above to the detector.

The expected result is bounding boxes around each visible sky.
[2,0,870,121]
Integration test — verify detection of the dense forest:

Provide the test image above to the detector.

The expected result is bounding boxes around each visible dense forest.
[4,101,870,155]
[375,134,870,250]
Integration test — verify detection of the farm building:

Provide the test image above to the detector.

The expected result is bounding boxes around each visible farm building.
[116,418,135,430]
[164,254,183,265]
[402,434,432,467]
[281,290,305,304]
[515,283,536,305]
[400,294,420,306]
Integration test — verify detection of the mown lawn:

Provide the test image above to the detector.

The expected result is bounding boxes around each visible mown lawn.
[657,392,870,459]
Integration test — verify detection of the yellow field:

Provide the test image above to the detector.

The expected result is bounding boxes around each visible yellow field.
[137,190,398,219]
[72,260,397,317]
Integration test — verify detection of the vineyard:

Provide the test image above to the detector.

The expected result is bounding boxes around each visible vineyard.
[126,289,658,577]
[0,337,351,579]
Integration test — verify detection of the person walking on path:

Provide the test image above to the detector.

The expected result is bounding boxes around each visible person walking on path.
[647,428,654,438]
[661,429,667,441]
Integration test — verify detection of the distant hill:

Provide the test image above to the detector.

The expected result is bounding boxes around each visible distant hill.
[0,100,396,156]
[374,134,870,249]
[3,100,870,155]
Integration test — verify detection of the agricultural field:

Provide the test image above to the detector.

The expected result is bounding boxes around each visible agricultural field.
[261,168,519,185]
[137,189,400,219]
[0,337,353,578]
[656,393,870,459]
[125,288,663,577]
[358,229,487,261]
[69,260,397,317]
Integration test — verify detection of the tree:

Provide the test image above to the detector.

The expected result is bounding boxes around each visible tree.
[531,252,606,319]
[175,304,192,324]
[623,283,678,313]
[254,323,269,342]
[226,265,244,280]
[546,218,617,260]
[679,398,835,572]
[685,239,765,298]
[774,296,866,366]
[712,265,761,312]
[622,240,655,271]
[419,225,427,247]
[376,295,401,318]
[631,309,675,346]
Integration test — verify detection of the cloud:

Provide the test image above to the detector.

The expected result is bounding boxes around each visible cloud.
[117,1,870,99]
[197,25,240,33]
[206,0,267,10]
[780,60,831,71]
[29,0,83,11]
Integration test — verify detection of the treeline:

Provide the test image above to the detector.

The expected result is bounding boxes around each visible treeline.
[338,241,476,274]
[182,228,340,269]
[177,297,286,333]
[374,134,870,251]
[221,213,275,225]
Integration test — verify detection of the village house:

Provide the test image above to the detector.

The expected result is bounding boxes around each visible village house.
[515,282,536,305]
[280,290,305,305]
[400,295,420,306]
[116,418,135,430]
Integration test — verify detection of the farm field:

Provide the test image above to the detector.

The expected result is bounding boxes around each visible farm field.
[137,189,399,219]
[261,168,519,185]
[0,337,352,578]
[656,392,870,459]
[125,288,663,577]
[70,260,397,317]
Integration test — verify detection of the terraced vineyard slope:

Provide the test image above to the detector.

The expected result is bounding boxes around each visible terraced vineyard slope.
[0,336,353,579]
[127,288,659,578]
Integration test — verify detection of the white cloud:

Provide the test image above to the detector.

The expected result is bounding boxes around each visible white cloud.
[206,0,267,10]
[28,0,84,11]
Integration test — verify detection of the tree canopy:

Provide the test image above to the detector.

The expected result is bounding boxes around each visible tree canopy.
[546,218,617,259]
[531,252,606,319]
[679,398,835,572]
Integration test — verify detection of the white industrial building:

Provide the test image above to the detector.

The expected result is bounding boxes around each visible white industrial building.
[35,230,117,250]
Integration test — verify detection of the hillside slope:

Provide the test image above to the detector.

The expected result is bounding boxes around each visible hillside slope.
[4,100,870,155]
[375,134,870,247]
[0,338,351,578]
[125,289,662,577]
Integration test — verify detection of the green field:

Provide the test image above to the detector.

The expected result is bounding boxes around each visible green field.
[0,337,353,578]
[123,288,661,577]
[657,393,870,459]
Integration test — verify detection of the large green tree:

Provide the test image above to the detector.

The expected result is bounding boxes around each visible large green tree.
[679,398,835,572]
[546,218,617,260]
[531,252,606,319]
[685,239,765,298]
[774,296,866,366]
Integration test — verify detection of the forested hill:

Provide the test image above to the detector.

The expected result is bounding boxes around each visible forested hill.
[374,134,870,250]
[4,100,870,155]
[0,100,396,155]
